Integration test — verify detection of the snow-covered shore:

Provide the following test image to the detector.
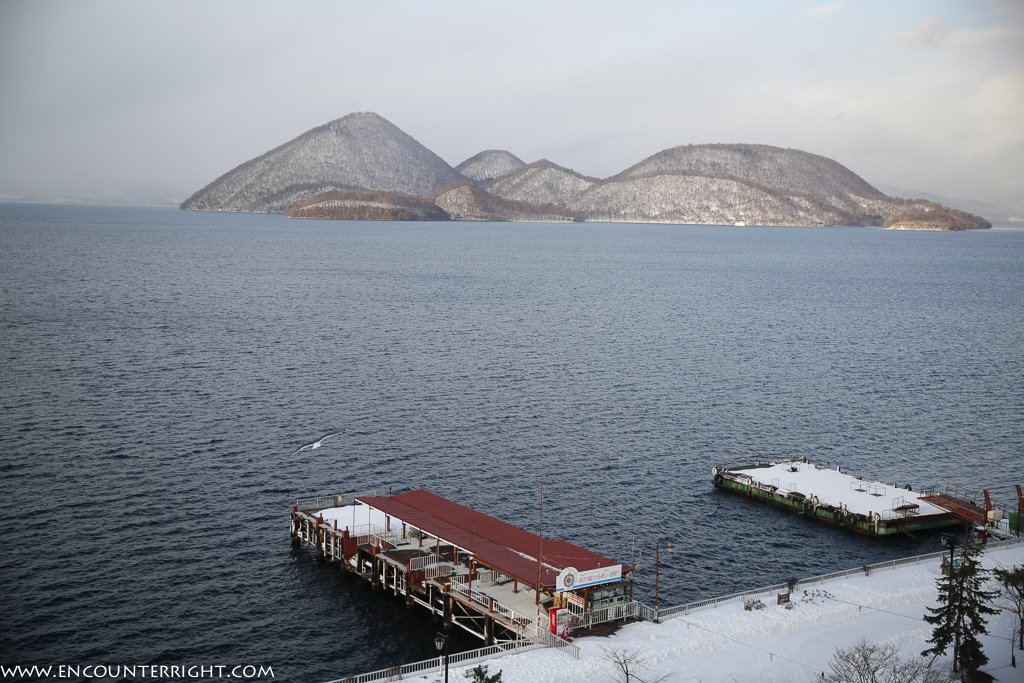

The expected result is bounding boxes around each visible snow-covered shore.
[411,541,1024,683]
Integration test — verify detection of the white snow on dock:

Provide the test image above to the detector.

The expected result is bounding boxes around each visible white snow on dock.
[397,541,1024,683]
[316,503,389,534]
[731,461,947,519]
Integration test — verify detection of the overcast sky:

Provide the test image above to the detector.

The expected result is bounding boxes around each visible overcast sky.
[1,0,1021,209]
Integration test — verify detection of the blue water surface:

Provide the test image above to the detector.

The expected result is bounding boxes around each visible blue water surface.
[1,205,1021,680]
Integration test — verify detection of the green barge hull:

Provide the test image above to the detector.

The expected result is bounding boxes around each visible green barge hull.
[713,464,963,537]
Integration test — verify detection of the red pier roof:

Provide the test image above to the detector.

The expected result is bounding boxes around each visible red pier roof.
[357,489,624,590]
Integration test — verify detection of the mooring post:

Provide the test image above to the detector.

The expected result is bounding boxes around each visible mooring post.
[290,507,300,547]
[340,529,351,575]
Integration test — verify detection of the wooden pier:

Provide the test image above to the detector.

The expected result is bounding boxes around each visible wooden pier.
[290,489,636,643]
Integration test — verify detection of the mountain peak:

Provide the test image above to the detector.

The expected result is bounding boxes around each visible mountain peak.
[615,143,883,198]
[455,150,526,182]
[180,113,464,213]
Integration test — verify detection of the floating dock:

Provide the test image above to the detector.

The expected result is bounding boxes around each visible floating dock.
[289,489,636,644]
[713,459,967,536]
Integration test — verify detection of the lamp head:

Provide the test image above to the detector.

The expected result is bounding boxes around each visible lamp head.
[435,633,446,651]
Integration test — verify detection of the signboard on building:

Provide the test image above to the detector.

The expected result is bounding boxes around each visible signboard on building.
[555,564,623,592]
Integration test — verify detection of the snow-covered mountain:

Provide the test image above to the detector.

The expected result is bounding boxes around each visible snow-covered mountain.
[181,113,989,228]
[180,112,465,213]
[454,150,527,183]
[487,144,937,227]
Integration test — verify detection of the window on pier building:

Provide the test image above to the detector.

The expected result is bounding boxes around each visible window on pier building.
[588,583,627,609]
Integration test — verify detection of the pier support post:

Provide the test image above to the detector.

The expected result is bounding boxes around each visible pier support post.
[289,512,300,548]
[444,595,453,631]
[485,616,493,647]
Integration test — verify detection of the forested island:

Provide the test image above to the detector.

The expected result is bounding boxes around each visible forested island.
[182,112,990,230]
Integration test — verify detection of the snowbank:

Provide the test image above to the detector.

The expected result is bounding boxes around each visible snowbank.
[411,542,1024,683]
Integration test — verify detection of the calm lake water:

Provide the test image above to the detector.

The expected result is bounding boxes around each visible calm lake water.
[1,204,1021,681]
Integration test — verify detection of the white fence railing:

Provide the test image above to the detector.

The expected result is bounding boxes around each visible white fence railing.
[490,599,533,629]
[573,601,639,631]
[448,576,535,630]
[324,639,546,683]
[372,528,401,548]
[409,554,441,572]
[649,535,1024,623]
[424,562,455,581]
[450,575,468,595]
[355,524,381,546]
[296,490,377,513]
[352,524,406,549]
[532,632,580,660]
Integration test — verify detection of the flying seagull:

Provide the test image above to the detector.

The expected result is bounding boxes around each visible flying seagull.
[289,429,344,456]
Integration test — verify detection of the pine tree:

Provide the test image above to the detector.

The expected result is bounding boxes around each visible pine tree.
[922,531,999,680]
[464,665,502,683]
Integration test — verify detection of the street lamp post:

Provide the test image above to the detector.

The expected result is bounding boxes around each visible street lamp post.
[434,632,449,683]
[941,532,959,576]
[654,538,675,612]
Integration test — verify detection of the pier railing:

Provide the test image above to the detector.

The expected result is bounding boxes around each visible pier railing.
[490,599,534,629]
[448,576,536,632]
[324,639,547,683]
[532,632,581,660]
[409,554,442,572]
[450,574,468,595]
[424,562,455,581]
[354,524,382,546]
[649,534,1024,623]
[371,527,402,548]
[349,524,409,549]
[296,490,378,513]
[568,601,639,632]
[592,600,639,626]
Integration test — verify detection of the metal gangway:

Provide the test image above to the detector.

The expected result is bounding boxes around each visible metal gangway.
[919,483,1022,536]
